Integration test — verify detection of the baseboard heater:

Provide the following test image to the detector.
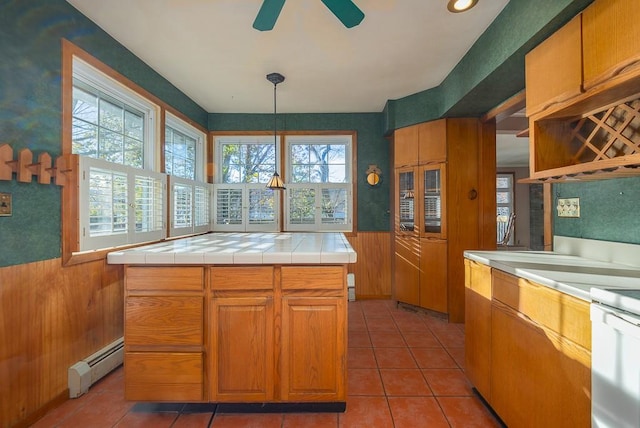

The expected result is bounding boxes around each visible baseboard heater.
[68,337,124,398]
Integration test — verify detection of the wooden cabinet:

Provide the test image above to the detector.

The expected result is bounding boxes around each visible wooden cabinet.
[464,263,591,427]
[524,0,640,182]
[394,121,446,167]
[525,15,583,117]
[393,118,492,322]
[210,296,274,402]
[394,125,419,168]
[463,259,492,401]
[124,266,205,401]
[281,296,346,401]
[582,0,640,90]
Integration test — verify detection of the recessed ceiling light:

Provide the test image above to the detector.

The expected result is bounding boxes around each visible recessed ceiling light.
[447,0,479,13]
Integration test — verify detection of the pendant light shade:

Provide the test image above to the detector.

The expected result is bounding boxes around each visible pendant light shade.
[266,72,286,190]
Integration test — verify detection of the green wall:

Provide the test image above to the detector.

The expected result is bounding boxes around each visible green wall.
[209,113,390,231]
[554,178,640,245]
[0,0,207,267]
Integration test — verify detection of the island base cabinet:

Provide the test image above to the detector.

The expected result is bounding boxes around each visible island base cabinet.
[125,352,203,402]
[281,297,346,401]
[490,301,591,428]
[210,296,274,402]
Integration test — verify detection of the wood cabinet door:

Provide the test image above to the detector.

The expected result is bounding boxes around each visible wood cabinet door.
[281,296,346,401]
[463,259,492,401]
[393,236,420,306]
[418,119,446,164]
[419,239,447,313]
[525,15,583,116]
[491,300,591,428]
[419,163,446,239]
[394,167,419,236]
[210,296,274,402]
[394,125,419,168]
[583,0,640,90]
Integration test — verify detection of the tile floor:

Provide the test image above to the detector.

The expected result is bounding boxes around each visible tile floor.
[32,299,503,427]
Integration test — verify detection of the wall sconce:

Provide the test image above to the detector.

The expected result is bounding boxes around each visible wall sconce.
[365,164,382,186]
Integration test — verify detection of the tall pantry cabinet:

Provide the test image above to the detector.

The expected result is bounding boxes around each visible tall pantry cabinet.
[392,118,496,322]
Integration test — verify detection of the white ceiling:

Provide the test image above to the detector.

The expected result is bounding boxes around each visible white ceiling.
[65,0,510,114]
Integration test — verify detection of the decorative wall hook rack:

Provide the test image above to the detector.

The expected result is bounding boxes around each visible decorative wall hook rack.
[0,143,69,186]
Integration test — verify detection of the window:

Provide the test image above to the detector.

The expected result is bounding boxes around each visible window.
[285,136,352,232]
[497,173,515,245]
[79,157,166,251]
[169,177,211,237]
[212,136,280,232]
[165,113,205,181]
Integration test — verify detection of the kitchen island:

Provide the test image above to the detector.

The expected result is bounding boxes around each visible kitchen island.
[107,232,356,409]
[463,237,640,428]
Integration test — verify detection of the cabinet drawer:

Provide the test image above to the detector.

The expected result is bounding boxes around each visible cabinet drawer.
[492,270,590,349]
[125,296,203,346]
[125,352,203,401]
[210,266,274,290]
[281,266,345,290]
[126,266,203,291]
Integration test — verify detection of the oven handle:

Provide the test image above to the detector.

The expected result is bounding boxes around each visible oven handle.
[591,304,640,339]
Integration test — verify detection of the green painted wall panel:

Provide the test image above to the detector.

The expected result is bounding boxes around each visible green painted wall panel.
[554,178,640,245]
[210,112,390,231]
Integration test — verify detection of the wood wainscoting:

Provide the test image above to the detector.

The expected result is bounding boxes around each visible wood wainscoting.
[346,232,392,299]
[0,257,124,428]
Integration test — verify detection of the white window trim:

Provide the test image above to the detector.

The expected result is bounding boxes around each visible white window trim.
[72,56,158,171]
[78,156,167,252]
[165,112,206,181]
[214,135,281,184]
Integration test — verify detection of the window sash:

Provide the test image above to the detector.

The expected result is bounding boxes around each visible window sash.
[165,112,205,181]
[285,183,351,232]
[79,156,166,251]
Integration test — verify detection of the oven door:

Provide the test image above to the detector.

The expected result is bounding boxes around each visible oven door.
[591,302,640,428]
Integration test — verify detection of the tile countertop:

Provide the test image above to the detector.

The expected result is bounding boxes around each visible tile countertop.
[107,232,357,266]
[464,250,640,302]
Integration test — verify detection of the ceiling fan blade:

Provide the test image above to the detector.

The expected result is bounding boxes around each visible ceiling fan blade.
[320,0,364,28]
[253,0,286,31]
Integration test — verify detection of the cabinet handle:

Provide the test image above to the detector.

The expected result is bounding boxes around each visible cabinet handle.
[468,188,478,200]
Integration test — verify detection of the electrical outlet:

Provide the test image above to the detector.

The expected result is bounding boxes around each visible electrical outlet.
[0,193,11,216]
[557,197,580,218]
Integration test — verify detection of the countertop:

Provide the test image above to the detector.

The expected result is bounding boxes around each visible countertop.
[107,232,357,265]
[464,250,640,301]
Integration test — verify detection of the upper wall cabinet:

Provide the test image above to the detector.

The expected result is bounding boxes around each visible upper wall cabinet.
[394,121,446,168]
[582,0,640,91]
[524,0,640,182]
[525,15,583,117]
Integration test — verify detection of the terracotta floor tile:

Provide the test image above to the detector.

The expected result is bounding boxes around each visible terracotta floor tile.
[360,300,393,317]
[447,346,465,369]
[410,347,458,369]
[282,412,339,427]
[210,413,284,427]
[374,347,417,369]
[57,391,134,428]
[437,396,503,428]
[388,397,450,428]
[348,330,372,347]
[348,368,385,396]
[423,369,474,396]
[172,412,215,428]
[31,394,94,427]
[431,325,466,348]
[338,396,393,428]
[91,367,125,393]
[365,316,398,332]
[348,315,368,332]
[348,347,377,369]
[369,331,406,347]
[379,369,432,396]
[402,330,440,347]
[113,411,178,427]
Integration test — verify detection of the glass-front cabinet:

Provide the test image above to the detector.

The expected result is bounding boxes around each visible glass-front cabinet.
[421,163,446,239]
[395,167,417,235]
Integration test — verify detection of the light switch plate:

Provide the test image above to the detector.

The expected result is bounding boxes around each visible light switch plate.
[0,192,11,216]
[557,197,580,218]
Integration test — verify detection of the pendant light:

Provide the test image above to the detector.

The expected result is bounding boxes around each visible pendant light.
[266,72,286,190]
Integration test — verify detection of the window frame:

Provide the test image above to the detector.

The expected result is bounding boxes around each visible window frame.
[164,112,206,181]
[496,172,515,245]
